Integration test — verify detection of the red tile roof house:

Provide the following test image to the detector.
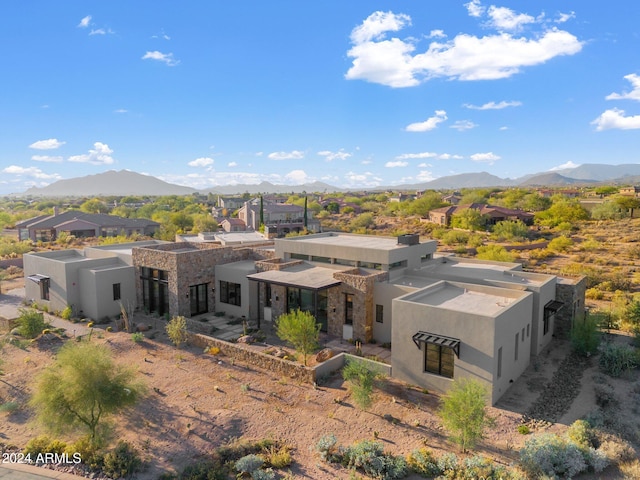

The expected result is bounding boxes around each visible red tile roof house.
[426,203,534,227]
[16,211,160,242]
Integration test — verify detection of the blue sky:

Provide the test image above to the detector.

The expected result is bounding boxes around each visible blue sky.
[1,1,639,194]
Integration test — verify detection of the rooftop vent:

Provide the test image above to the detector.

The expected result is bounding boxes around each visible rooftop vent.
[397,233,419,246]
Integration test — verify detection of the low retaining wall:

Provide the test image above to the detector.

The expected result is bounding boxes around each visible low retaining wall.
[188,332,392,385]
[0,316,16,331]
[188,332,315,383]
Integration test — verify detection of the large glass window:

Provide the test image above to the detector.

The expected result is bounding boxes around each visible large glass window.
[141,267,169,316]
[220,281,241,306]
[375,304,383,323]
[424,343,454,378]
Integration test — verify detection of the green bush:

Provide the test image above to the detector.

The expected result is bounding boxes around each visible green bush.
[23,435,66,456]
[315,434,338,462]
[406,448,441,477]
[566,420,594,448]
[102,441,142,479]
[519,433,586,478]
[517,424,531,435]
[166,315,188,348]
[547,235,573,252]
[131,332,144,343]
[60,305,73,320]
[599,343,638,377]
[570,316,600,356]
[341,440,407,480]
[342,359,377,410]
[16,308,49,339]
[234,454,264,475]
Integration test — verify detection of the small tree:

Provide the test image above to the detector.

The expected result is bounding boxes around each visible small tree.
[166,315,188,348]
[275,309,320,366]
[342,359,377,410]
[438,378,492,452]
[30,341,144,444]
[16,308,49,339]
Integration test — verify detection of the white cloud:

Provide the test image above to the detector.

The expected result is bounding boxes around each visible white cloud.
[396,152,437,160]
[416,170,437,182]
[318,150,352,162]
[284,170,310,184]
[78,15,91,28]
[114,109,128,114]
[406,110,447,132]
[361,159,372,165]
[31,155,63,163]
[188,157,214,167]
[438,153,464,160]
[227,162,238,167]
[418,163,432,168]
[464,100,522,110]
[345,9,582,87]
[2,165,61,180]
[592,108,640,131]
[142,51,180,67]
[556,12,575,24]
[465,0,484,17]
[470,152,500,164]
[549,161,581,171]
[68,142,114,165]
[89,28,114,36]
[350,11,411,44]
[499,126,509,130]
[450,120,478,131]
[343,171,383,188]
[267,150,305,160]
[486,6,536,32]
[385,161,409,168]
[428,30,446,39]
[152,30,171,41]
[605,74,640,102]
[29,138,65,150]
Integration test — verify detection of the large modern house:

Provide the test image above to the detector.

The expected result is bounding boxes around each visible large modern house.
[16,210,160,242]
[426,203,535,227]
[23,232,584,404]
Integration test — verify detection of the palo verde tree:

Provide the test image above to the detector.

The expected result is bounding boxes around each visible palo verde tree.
[438,378,493,453]
[275,309,320,366]
[30,341,145,444]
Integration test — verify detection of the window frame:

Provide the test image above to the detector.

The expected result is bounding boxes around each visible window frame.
[424,343,455,379]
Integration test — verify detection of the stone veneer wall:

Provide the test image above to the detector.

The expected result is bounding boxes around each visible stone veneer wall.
[555,275,587,339]
[133,242,275,318]
[188,332,315,382]
[331,269,388,342]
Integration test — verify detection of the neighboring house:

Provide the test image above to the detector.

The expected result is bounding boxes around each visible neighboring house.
[389,192,416,203]
[246,232,584,404]
[216,196,246,211]
[426,203,534,227]
[619,186,640,197]
[237,201,321,237]
[220,218,247,232]
[441,194,462,205]
[16,211,159,242]
[537,189,581,199]
[23,241,166,321]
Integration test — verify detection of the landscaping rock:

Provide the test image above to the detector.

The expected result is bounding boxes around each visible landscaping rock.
[135,323,150,332]
[316,348,335,363]
[237,335,255,344]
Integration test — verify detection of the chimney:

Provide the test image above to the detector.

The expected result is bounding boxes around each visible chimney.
[53,206,59,216]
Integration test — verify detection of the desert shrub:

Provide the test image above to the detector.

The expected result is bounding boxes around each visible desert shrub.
[585,287,604,300]
[342,359,378,410]
[594,383,619,409]
[582,447,609,473]
[599,343,638,377]
[441,230,469,246]
[570,316,600,356]
[517,424,531,435]
[65,436,104,469]
[547,235,573,252]
[406,448,441,477]
[16,308,49,339]
[566,420,594,448]
[475,244,516,262]
[620,460,640,479]
[166,315,188,348]
[263,445,292,469]
[519,433,587,479]
[461,455,514,479]
[315,434,338,462]
[341,440,408,480]
[597,434,637,463]
[0,401,19,413]
[528,248,553,260]
[436,452,459,473]
[250,469,275,480]
[178,460,227,480]
[235,454,264,475]
[24,435,67,456]
[131,332,144,343]
[102,441,142,479]
[60,305,73,320]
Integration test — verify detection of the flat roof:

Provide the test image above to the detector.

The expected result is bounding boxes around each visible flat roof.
[285,233,407,251]
[402,282,520,317]
[429,260,552,287]
[247,263,345,290]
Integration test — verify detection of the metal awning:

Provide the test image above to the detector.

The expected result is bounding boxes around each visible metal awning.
[412,331,460,358]
[27,274,50,284]
[544,300,564,313]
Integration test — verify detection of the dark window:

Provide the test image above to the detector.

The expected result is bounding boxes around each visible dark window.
[497,347,502,378]
[220,281,241,306]
[527,323,530,338]
[190,283,208,316]
[40,278,50,301]
[113,283,121,301]
[141,267,169,316]
[424,343,454,378]
[515,333,519,361]
[265,282,272,308]
[345,293,353,325]
[543,311,552,335]
[375,304,383,323]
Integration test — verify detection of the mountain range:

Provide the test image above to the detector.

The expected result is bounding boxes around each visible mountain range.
[15,164,640,197]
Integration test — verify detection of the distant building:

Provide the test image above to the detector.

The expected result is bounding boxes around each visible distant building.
[426,204,534,227]
[16,211,159,242]
[220,218,247,232]
[216,196,246,211]
[238,201,320,237]
[619,186,640,197]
